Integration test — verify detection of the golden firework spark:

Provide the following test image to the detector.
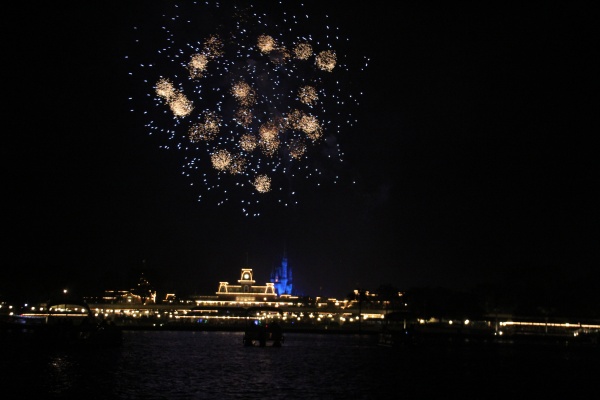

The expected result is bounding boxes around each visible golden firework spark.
[259,122,279,141]
[299,114,323,141]
[189,111,221,142]
[260,140,279,157]
[234,108,253,127]
[257,34,277,53]
[231,81,256,107]
[288,138,306,160]
[285,109,304,130]
[259,122,280,157]
[187,53,209,79]
[227,154,246,174]
[203,34,224,58]
[155,78,176,101]
[239,133,258,152]
[168,92,194,118]
[298,85,318,105]
[211,149,232,171]
[315,50,336,72]
[293,42,312,60]
[253,174,271,193]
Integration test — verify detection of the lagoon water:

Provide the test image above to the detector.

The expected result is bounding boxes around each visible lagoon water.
[2,330,597,399]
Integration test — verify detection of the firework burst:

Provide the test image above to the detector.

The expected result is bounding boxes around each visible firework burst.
[127,1,366,216]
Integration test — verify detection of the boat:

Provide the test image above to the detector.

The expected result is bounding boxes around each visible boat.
[243,306,284,347]
[377,311,416,347]
[0,295,122,347]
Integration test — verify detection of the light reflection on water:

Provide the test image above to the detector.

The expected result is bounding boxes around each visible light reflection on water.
[1,331,597,399]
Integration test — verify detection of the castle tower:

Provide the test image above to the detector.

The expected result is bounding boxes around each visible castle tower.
[270,252,293,295]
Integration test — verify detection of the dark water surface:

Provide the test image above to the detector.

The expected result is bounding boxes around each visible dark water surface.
[1,331,598,399]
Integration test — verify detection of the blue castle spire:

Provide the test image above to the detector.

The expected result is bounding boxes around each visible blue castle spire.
[270,251,292,296]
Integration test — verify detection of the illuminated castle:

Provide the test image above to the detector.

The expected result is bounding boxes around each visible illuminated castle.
[270,253,293,295]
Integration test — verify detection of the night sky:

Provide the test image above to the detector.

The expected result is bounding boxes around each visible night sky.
[3,2,596,301]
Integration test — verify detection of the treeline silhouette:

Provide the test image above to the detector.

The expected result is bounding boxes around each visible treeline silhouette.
[352,272,600,321]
